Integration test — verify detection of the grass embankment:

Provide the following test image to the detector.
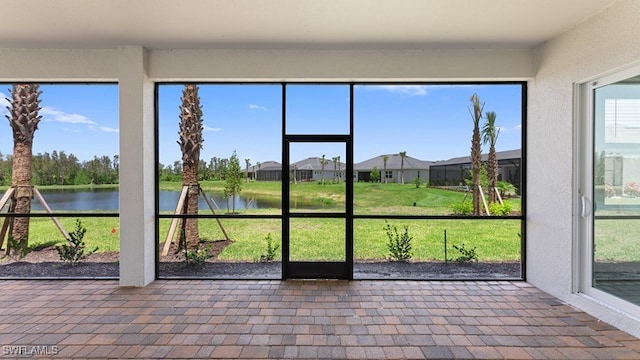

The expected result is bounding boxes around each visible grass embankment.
[5,181,526,262]
[0,184,119,192]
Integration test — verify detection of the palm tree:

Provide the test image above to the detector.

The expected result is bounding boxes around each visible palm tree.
[336,155,341,183]
[320,155,327,185]
[382,155,388,184]
[245,158,250,183]
[332,156,338,183]
[177,84,203,250]
[399,151,407,184]
[469,93,484,215]
[256,161,261,181]
[6,84,42,253]
[483,111,500,204]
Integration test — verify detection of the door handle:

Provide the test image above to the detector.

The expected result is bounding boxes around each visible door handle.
[580,196,590,218]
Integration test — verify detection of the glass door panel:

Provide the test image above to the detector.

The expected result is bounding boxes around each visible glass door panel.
[289,142,346,213]
[289,218,346,262]
[592,76,640,306]
[283,137,352,279]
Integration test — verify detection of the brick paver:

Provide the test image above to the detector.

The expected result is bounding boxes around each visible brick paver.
[0,280,638,359]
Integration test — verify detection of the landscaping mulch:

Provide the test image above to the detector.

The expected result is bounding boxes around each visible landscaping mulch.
[0,240,521,279]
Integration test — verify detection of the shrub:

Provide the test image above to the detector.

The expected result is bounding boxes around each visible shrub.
[412,177,423,188]
[259,233,279,262]
[182,244,213,266]
[450,201,473,215]
[623,182,640,197]
[452,243,478,263]
[55,219,98,266]
[489,202,512,216]
[370,167,381,183]
[496,181,517,198]
[5,235,31,259]
[384,222,412,261]
[605,183,616,198]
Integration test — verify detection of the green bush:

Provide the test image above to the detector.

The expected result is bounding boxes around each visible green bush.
[452,243,478,262]
[258,233,279,262]
[182,244,214,266]
[55,219,98,266]
[384,222,412,261]
[489,202,512,216]
[370,167,381,183]
[450,201,473,215]
[6,235,31,259]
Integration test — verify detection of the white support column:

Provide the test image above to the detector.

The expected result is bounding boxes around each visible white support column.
[118,46,155,286]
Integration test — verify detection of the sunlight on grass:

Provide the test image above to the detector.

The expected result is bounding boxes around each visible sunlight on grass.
[8,216,121,252]
[289,218,345,261]
[355,219,521,262]
[159,217,282,262]
[5,181,525,263]
[595,218,640,262]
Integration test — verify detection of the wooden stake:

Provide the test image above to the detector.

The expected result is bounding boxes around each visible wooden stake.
[161,186,232,257]
[0,188,15,211]
[495,187,504,205]
[1,187,71,252]
[478,185,490,215]
[161,186,188,256]
[0,188,14,250]
[200,188,230,241]
[33,188,70,240]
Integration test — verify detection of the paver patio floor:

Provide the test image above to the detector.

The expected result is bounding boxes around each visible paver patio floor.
[1,280,639,359]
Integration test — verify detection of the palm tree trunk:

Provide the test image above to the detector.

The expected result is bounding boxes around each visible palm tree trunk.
[469,94,484,216]
[471,128,482,215]
[178,84,203,250]
[181,162,199,250]
[7,84,42,251]
[9,142,33,249]
[487,148,498,204]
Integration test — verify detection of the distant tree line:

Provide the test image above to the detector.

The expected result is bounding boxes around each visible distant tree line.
[0,150,119,186]
[158,156,238,182]
[0,151,245,186]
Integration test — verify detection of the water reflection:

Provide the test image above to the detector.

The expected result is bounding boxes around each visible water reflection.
[25,188,298,212]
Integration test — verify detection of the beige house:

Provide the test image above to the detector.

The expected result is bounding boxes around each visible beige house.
[354,154,432,183]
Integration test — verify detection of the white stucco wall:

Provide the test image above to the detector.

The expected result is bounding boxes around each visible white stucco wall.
[0,47,533,288]
[529,0,640,338]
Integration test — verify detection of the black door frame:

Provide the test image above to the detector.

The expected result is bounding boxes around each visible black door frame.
[281,84,354,279]
[282,134,354,279]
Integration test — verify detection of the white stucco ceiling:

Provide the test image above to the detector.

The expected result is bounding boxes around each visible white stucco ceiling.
[0,0,618,50]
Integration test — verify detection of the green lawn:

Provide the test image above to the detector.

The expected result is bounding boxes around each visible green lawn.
[594,218,640,262]
[2,181,523,263]
[173,180,521,215]
[7,181,637,267]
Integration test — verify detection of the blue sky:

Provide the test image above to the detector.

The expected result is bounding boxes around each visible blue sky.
[1,84,119,161]
[1,83,522,166]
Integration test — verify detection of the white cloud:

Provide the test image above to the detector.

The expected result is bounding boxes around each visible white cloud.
[514,124,522,130]
[368,85,428,96]
[364,84,477,97]
[497,126,507,133]
[249,104,268,111]
[41,106,97,125]
[100,126,119,133]
[203,125,221,132]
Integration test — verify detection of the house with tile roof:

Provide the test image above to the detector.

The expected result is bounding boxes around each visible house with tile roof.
[429,149,521,191]
[354,153,432,184]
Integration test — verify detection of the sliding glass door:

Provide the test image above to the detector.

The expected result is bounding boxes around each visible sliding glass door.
[578,69,640,315]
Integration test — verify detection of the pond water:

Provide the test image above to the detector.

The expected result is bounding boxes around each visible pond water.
[28,189,284,212]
